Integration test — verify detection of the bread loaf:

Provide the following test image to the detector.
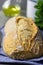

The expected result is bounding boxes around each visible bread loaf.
[3,16,43,59]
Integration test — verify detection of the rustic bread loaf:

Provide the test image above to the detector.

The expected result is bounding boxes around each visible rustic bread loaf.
[3,16,43,59]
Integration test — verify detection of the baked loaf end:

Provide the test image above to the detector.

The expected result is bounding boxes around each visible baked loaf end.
[3,16,43,59]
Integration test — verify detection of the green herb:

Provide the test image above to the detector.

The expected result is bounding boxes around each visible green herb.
[34,0,43,30]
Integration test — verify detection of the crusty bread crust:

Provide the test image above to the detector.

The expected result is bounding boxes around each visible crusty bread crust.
[3,16,43,59]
